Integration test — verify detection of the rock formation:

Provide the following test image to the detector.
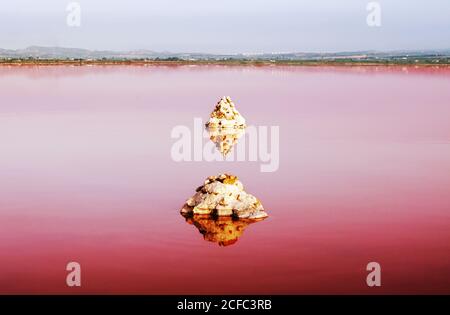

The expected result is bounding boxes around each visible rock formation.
[180,173,268,219]
[205,96,246,129]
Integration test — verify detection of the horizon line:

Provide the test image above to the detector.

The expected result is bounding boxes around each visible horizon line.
[2,45,450,56]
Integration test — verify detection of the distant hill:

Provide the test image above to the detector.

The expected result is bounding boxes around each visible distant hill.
[1,46,450,62]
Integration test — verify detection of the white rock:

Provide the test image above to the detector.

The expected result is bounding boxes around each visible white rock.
[181,174,268,219]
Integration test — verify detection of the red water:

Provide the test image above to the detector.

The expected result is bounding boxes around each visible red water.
[0,65,449,294]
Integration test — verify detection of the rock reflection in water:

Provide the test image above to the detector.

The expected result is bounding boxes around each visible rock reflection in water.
[207,127,245,156]
[205,96,247,156]
[181,213,266,246]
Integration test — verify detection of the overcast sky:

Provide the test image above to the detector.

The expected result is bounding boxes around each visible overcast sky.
[1,0,449,53]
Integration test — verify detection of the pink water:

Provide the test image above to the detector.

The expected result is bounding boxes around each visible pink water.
[0,65,449,294]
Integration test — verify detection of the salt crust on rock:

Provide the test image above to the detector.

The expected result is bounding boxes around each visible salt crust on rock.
[181,174,267,219]
[205,96,246,129]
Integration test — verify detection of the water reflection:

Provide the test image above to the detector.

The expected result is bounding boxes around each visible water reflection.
[205,96,247,156]
[181,213,266,246]
[207,127,245,156]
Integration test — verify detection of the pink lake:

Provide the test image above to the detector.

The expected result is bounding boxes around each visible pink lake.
[0,65,449,294]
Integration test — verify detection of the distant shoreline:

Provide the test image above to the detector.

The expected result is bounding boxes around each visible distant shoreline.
[1,59,449,66]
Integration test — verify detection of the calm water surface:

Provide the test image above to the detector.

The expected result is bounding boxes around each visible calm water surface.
[0,65,449,294]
